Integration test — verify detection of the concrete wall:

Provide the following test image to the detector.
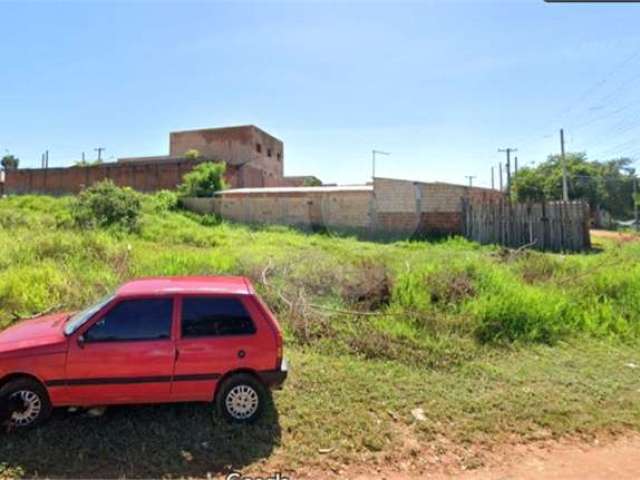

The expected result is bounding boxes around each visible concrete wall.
[182,178,505,238]
[183,187,373,233]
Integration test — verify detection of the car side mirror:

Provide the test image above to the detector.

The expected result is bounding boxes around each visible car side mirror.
[77,334,86,349]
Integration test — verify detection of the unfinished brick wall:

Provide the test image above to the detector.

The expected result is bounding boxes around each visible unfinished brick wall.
[207,189,373,231]
[169,125,284,180]
[2,160,255,195]
[181,178,505,238]
[373,178,504,236]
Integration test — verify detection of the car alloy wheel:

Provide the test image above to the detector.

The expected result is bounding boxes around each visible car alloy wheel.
[10,390,43,427]
[224,384,259,420]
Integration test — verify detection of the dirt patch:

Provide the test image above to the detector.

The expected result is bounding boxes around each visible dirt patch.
[591,229,640,243]
[284,431,640,479]
[451,433,640,480]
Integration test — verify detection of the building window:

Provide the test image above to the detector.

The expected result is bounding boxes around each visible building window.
[267,148,272,157]
[256,143,262,153]
[277,152,281,162]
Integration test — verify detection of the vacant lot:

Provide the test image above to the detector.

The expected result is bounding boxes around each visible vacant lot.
[1,195,639,478]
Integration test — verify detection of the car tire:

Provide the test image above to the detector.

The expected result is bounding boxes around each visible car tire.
[216,373,267,424]
[0,377,52,429]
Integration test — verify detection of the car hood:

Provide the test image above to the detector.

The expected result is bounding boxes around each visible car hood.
[0,312,71,357]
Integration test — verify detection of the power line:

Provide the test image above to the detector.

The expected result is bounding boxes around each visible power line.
[513,47,640,154]
[554,47,640,127]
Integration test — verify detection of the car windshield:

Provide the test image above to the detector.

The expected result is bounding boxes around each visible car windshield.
[64,293,115,336]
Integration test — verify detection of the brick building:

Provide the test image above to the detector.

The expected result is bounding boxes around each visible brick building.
[120,125,288,187]
[2,125,313,195]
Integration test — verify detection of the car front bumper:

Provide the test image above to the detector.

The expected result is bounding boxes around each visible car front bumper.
[258,358,288,390]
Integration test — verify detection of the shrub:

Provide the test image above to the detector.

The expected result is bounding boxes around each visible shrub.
[426,269,476,307]
[341,259,392,310]
[71,180,142,232]
[303,176,322,187]
[178,162,227,197]
[471,286,575,344]
[144,190,179,213]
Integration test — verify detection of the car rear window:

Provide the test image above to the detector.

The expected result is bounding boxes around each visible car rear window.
[181,297,256,337]
[84,298,173,342]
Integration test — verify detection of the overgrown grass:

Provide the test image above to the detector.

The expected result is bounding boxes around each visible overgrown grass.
[1,194,640,477]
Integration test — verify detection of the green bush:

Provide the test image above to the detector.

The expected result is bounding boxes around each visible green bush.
[71,180,142,232]
[144,190,179,213]
[471,284,575,344]
[178,162,227,197]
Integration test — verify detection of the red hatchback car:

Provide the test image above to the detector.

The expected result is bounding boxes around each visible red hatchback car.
[0,276,287,428]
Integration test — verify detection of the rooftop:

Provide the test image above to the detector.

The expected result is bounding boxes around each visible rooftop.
[170,124,282,141]
[215,185,373,195]
[117,276,253,296]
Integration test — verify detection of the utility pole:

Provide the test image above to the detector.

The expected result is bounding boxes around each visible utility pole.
[499,163,503,191]
[82,152,86,163]
[95,147,106,162]
[560,129,569,202]
[498,147,517,196]
[371,149,390,179]
[634,175,638,232]
[465,175,476,187]
[514,156,519,176]
[491,166,495,190]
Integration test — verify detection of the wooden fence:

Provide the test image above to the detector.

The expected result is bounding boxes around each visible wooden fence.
[461,199,591,252]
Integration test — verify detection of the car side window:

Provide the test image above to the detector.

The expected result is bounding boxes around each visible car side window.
[84,298,173,342]
[181,297,256,338]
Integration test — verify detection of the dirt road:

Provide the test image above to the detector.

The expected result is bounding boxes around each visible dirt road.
[452,434,640,480]
[343,433,640,479]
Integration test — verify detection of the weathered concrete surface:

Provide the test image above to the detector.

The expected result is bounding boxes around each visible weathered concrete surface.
[182,178,503,238]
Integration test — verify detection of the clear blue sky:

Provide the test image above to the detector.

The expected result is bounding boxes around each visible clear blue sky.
[2,0,640,187]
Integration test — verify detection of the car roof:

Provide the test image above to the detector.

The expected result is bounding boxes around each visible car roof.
[116,276,254,297]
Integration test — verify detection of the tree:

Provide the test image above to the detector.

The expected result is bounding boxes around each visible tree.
[178,162,228,197]
[302,176,322,187]
[75,158,103,167]
[1,154,19,170]
[184,149,202,161]
[511,152,636,219]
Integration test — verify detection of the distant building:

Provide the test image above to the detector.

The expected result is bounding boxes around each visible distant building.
[3,125,319,195]
[119,125,293,187]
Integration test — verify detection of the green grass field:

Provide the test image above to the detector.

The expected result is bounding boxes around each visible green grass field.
[1,194,640,478]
